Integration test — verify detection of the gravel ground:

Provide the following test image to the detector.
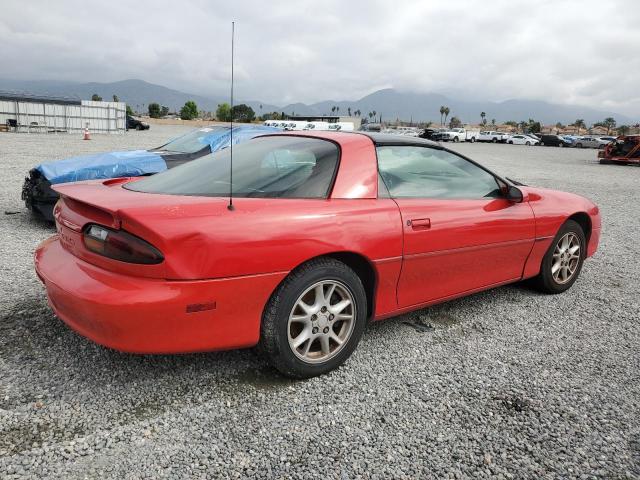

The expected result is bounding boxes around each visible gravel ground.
[0,126,639,479]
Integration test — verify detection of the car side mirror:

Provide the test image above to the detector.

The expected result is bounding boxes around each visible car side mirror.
[506,185,525,203]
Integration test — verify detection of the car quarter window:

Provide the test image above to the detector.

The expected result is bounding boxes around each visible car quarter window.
[376,146,502,199]
[126,136,339,199]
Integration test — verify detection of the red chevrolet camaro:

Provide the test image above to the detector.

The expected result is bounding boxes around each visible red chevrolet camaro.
[35,132,601,378]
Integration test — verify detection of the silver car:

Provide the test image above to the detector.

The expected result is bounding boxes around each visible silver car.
[575,136,614,149]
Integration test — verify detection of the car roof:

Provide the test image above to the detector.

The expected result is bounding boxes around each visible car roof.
[353,132,441,148]
[259,130,442,149]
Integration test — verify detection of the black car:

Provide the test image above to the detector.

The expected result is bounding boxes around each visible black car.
[126,115,150,130]
[539,134,572,147]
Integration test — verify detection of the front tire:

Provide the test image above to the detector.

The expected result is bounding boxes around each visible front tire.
[526,141,531,146]
[532,220,586,294]
[492,138,498,143]
[259,258,367,378]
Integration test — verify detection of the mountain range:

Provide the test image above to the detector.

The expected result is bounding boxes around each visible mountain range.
[0,78,634,125]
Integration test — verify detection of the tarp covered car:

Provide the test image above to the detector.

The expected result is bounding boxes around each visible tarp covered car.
[22,125,280,220]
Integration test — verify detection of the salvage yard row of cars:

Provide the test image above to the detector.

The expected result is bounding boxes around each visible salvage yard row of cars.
[27,125,606,378]
[421,127,618,148]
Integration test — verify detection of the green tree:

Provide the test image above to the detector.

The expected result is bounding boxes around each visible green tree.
[440,106,446,125]
[480,112,486,125]
[232,104,255,123]
[160,106,169,118]
[443,107,450,126]
[112,94,119,102]
[347,107,352,117]
[180,101,198,120]
[125,105,133,116]
[617,125,630,136]
[518,121,528,133]
[216,103,232,121]
[449,116,462,128]
[91,93,102,101]
[602,117,616,134]
[573,119,585,134]
[491,118,496,126]
[148,103,162,118]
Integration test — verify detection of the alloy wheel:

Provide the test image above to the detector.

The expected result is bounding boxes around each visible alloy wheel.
[287,280,356,364]
[551,232,581,284]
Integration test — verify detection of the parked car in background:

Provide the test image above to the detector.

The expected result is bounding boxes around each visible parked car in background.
[539,134,572,147]
[598,135,640,165]
[507,134,539,146]
[22,125,279,221]
[574,136,612,149]
[35,131,601,378]
[478,131,508,143]
[126,116,150,131]
[438,128,480,143]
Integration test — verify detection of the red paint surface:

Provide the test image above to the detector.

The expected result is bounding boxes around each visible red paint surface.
[35,132,601,353]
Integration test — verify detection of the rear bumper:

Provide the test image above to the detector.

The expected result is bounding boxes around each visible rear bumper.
[35,236,287,353]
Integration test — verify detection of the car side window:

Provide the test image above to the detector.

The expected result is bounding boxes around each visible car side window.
[377,146,501,199]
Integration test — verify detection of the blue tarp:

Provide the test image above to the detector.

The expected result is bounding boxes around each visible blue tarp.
[35,125,281,184]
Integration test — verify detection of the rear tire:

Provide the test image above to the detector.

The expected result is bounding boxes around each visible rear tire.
[453,137,459,143]
[558,142,564,148]
[525,141,531,146]
[492,138,498,143]
[470,137,476,143]
[531,220,586,294]
[259,258,367,378]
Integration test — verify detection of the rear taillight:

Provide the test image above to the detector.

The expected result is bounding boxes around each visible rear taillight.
[83,224,163,265]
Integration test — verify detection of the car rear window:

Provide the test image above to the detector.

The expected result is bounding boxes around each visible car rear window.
[126,136,339,199]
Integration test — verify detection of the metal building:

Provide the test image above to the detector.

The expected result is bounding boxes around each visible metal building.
[0,92,126,134]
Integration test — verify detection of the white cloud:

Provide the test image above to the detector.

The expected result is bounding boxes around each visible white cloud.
[1,0,639,116]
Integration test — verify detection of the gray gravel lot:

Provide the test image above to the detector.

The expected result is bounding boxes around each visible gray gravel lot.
[1,126,639,479]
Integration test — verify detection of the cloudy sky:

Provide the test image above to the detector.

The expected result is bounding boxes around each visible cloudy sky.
[1,0,639,115]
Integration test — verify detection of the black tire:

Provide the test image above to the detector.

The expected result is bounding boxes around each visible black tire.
[599,159,613,164]
[525,141,531,146]
[453,137,459,143]
[259,257,368,378]
[508,141,513,144]
[470,137,476,143]
[492,138,498,143]
[136,124,143,131]
[576,143,583,148]
[531,220,586,294]
[558,142,564,148]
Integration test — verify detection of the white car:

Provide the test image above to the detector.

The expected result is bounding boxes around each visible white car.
[507,134,539,146]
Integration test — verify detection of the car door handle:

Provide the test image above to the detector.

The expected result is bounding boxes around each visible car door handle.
[408,218,431,230]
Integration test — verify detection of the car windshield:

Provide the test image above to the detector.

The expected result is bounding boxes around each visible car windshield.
[156,127,226,154]
[126,136,339,199]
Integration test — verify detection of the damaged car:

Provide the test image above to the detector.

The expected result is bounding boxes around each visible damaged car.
[598,135,640,165]
[22,125,279,221]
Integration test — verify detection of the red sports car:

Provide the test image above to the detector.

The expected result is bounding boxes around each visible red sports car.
[35,132,601,378]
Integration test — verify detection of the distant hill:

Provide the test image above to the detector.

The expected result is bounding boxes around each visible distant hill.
[0,78,633,125]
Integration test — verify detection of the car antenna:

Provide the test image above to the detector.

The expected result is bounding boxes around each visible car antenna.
[227,21,235,211]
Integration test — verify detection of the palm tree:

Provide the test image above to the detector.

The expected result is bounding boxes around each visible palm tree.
[331,106,336,114]
[336,106,340,114]
[347,107,352,117]
[443,107,450,126]
[440,106,446,125]
[372,110,377,122]
[491,118,496,126]
[480,112,486,125]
